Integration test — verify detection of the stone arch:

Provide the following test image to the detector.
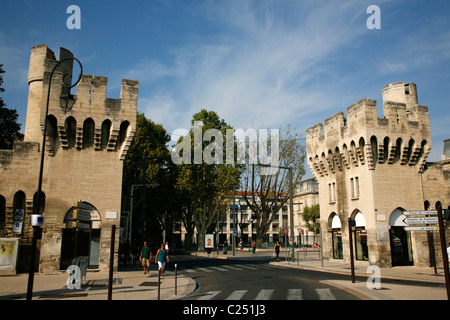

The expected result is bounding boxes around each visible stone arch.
[382,136,390,163]
[359,137,365,164]
[82,118,95,149]
[389,207,413,266]
[32,191,45,215]
[60,201,102,270]
[100,119,112,150]
[47,114,59,154]
[370,135,378,167]
[393,137,402,163]
[116,120,130,151]
[65,116,77,148]
[329,212,343,259]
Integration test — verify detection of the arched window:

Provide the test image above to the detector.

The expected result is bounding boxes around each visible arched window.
[370,136,378,166]
[13,191,26,234]
[82,118,95,149]
[33,191,45,215]
[115,121,130,151]
[101,119,112,150]
[65,117,77,148]
[47,115,59,153]
[359,137,365,163]
[383,137,390,163]
[393,138,402,163]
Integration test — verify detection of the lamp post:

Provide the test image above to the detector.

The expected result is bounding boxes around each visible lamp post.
[26,56,83,300]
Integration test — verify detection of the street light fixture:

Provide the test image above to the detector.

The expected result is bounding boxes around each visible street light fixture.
[26,56,83,300]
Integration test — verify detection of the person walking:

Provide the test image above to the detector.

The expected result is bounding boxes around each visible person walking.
[139,241,152,274]
[155,243,169,279]
[251,240,256,254]
[274,241,281,262]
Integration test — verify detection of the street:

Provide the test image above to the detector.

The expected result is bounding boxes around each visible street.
[167,253,360,300]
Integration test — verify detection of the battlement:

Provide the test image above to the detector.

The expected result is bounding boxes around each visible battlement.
[23,44,138,159]
[307,83,429,142]
[306,83,431,176]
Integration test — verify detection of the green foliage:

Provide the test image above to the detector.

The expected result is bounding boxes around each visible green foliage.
[175,109,242,249]
[301,204,320,235]
[0,65,23,149]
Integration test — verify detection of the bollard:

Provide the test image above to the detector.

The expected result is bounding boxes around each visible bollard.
[158,269,161,300]
[108,225,116,300]
[175,264,178,296]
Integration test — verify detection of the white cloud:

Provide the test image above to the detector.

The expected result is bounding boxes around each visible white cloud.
[135,1,366,133]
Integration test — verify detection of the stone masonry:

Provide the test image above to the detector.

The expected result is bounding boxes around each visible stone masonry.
[0,45,138,273]
[306,82,449,268]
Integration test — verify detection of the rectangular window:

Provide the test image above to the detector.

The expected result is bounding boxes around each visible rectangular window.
[351,177,360,199]
[329,182,336,203]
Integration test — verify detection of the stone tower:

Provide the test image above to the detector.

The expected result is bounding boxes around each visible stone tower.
[306,82,435,267]
[0,45,138,273]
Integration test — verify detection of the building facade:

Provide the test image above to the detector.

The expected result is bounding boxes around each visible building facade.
[306,82,449,267]
[0,45,138,273]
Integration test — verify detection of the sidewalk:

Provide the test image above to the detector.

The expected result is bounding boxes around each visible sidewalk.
[198,248,450,300]
[269,253,449,300]
[1,250,448,300]
[0,264,196,300]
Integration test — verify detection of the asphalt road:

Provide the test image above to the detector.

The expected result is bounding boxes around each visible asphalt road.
[167,254,360,300]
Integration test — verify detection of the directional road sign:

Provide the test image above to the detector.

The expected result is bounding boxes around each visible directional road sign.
[404,226,439,231]
[403,210,437,215]
[403,217,438,225]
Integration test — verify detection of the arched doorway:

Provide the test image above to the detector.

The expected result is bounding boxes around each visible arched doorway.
[389,208,413,266]
[330,213,343,259]
[353,211,369,261]
[60,202,102,270]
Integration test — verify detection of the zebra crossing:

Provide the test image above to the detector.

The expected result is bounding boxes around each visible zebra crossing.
[193,288,337,300]
[179,262,281,273]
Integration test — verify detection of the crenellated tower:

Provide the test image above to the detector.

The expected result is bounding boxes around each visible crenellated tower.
[0,45,138,273]
[306,82,433,268]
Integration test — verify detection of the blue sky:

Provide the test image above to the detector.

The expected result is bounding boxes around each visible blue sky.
[1,0,449,171]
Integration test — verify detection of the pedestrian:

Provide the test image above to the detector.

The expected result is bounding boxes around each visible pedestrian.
[165,241,169,254]
[155,243,169,279]
[251,240,256,254]
[274,241,281,262]
[139,241,152,274]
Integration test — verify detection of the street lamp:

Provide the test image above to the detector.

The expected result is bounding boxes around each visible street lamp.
[257,163,295,262]
[26,56,83,300]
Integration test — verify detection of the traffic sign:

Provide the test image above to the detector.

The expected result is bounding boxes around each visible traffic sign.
[404,226,439,231]
[403,210,437,215]
[283,228,289,235]
[403,217,438,225]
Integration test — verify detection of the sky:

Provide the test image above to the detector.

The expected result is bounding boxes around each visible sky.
[1,0,449,177]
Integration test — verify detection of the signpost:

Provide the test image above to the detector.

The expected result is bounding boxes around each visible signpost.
[402,209,449,300]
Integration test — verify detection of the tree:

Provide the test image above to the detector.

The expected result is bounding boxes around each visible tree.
[122,113,172,245]
[0,64,23,149]
[241,125,306,247]
[175,109,241,250]
[301,204,320,236]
